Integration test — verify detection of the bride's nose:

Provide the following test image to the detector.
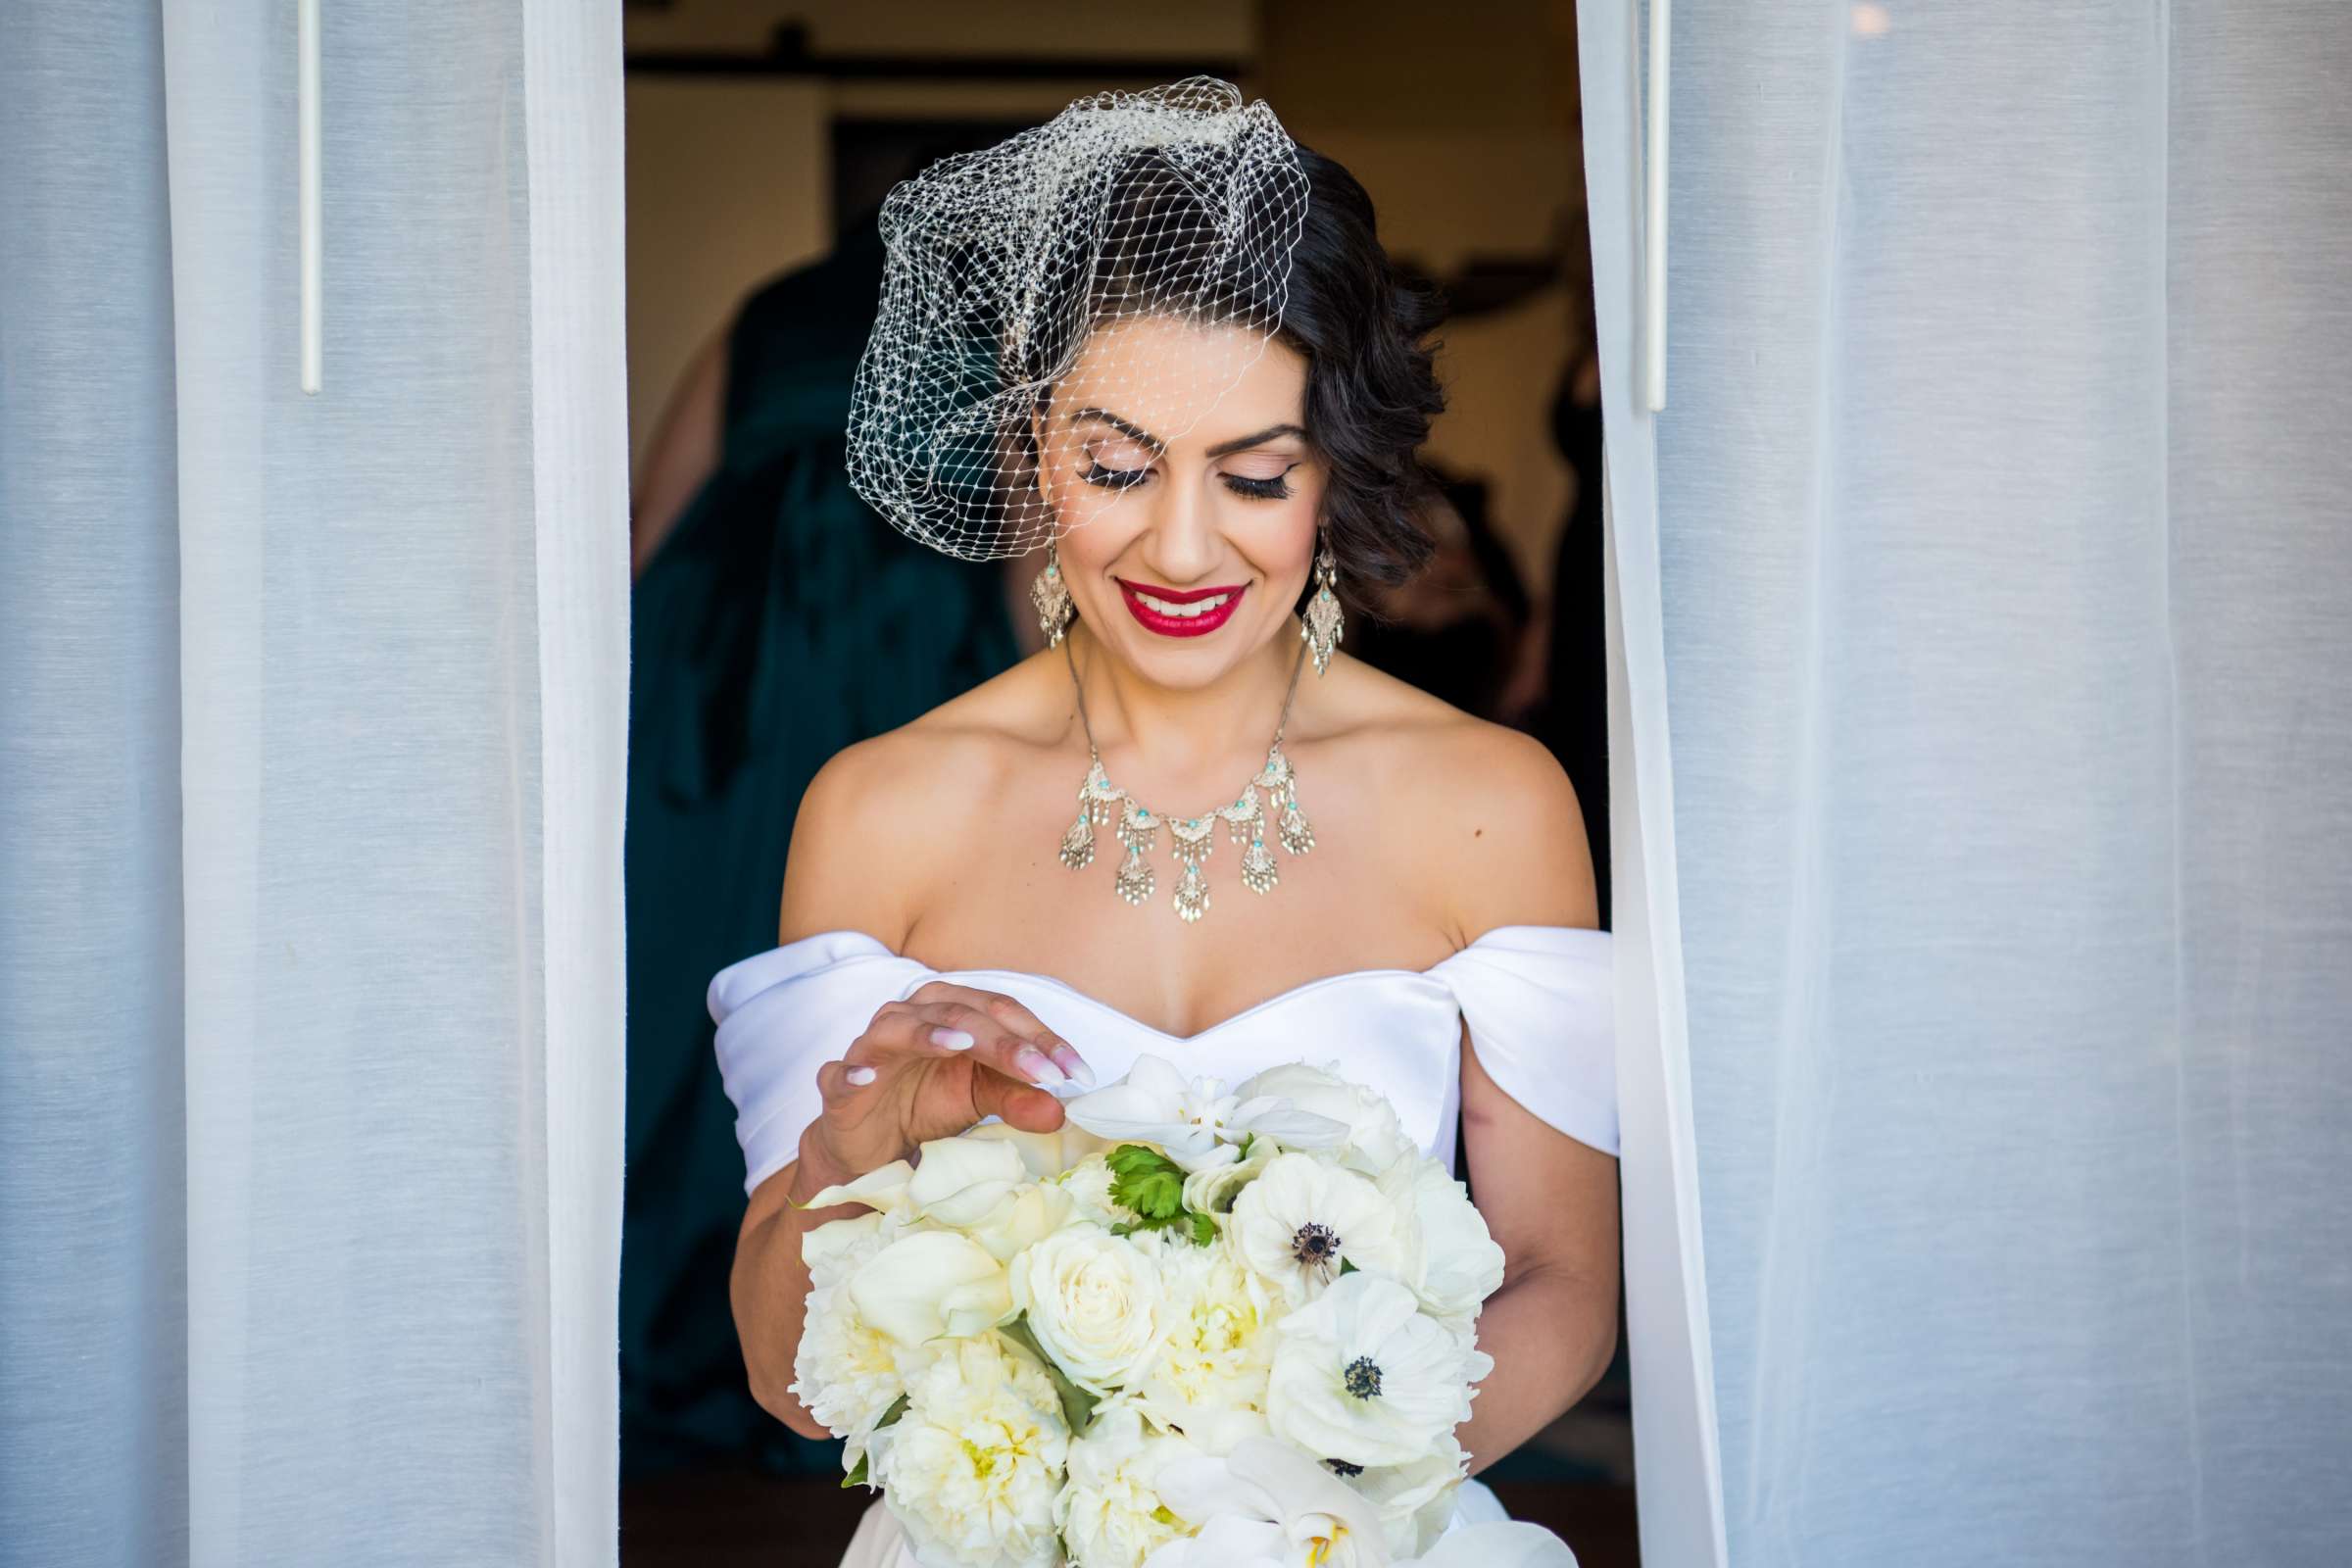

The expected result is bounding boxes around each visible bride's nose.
[1142,468,1219,583]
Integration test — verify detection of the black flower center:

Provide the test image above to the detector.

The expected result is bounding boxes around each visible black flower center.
[1293,1222,1342,1281]
[1343,1355,1383,1400]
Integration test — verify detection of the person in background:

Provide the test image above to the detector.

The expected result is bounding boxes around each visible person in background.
[620,218,1023,1480]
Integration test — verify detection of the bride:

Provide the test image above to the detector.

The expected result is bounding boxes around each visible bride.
[712,80,1620,1567]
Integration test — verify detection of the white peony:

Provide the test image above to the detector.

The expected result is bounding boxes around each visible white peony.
[1066,1055,1348,1172]
[1143,1438,1390,1568]
[961,1181,1080,1264]
[1230,1153,1417,1307]
[1130,1241,1277,1452]
[1008,1224,1166,1394]
[1381,1161,1505,1327]
[793,1278,928,1468]
[849,1229,1013,1348]
[1265,1271,1489,1469]
[1237,1063,1415,1176]
[1334,1437,1470,1557]
[873,1336,1070,1568]
[1054,1404,1201,1568]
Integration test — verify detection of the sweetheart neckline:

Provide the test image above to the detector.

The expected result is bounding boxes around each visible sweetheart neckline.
[803,922,1609,1046]
[924,961,1448,1045]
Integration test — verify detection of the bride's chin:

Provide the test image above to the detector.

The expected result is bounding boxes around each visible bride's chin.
[1091,621,1271,690]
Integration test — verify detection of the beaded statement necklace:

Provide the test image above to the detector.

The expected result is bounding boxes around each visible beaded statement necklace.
[1055,634,1316,924]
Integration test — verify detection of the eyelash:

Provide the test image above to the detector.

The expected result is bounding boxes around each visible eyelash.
[1079,463,1295,502]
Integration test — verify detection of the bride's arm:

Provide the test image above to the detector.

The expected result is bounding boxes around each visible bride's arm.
[1427,723,1621,1471]
[1455,1041,1622,1472]
[729,738,1081,1440]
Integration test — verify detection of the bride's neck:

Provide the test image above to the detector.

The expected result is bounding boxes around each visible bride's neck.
[1064,618,1303,787]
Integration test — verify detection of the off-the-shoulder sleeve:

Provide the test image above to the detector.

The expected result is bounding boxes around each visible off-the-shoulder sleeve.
[709,931,932,1195]
[1431,925,1617,1156]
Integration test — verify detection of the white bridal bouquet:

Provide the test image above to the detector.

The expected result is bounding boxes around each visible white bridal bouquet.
[791,1055,1575,1568]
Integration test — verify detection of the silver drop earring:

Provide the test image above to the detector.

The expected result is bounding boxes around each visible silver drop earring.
[1301,542,1344,675]
[1030,538,1075,646]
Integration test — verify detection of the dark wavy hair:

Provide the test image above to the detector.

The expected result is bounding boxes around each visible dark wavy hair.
[1273,146,1446,603]
[1016,142,1446,605]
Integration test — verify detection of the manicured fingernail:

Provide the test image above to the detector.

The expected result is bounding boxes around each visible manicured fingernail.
[845,1066,877,1087]
[1050,1045,1096,1089]
[930,1028,975,1052]
[1013,1048,1068,1088]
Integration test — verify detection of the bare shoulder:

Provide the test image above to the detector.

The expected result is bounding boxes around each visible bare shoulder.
[1318,656,1598,943]
[777,652,1063,947]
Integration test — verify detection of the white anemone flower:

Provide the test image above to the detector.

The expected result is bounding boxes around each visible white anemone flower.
[1378,1161,1505,1328]
[1265,1272,1488,1470]
[1229,1154,1417,1307]
[1065,1055,1348,1173]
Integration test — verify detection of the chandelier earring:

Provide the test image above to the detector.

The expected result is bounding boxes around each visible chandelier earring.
[1030,539,1075,646]
[1301,541,1345,675]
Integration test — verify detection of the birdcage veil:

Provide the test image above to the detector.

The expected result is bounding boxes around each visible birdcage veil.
[845,77,1312,562]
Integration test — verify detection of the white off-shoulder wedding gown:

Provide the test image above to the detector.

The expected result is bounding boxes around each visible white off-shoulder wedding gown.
[710,924,1618,1568]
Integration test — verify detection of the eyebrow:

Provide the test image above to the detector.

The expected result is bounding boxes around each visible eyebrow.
[1204,423,1308,459]
[1065,408,1165,454]
[1064,411,1308,461]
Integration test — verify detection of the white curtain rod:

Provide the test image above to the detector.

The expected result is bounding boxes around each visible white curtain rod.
[1643,0,1670,412]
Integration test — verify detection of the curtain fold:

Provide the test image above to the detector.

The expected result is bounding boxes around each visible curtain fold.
[0,3,626,1563]
[1585,1,2352,1562]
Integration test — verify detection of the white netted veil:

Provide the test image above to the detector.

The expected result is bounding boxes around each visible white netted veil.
[845,77,1312,562]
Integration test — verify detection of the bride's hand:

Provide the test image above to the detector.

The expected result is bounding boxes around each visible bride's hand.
[796,982,1092,1188]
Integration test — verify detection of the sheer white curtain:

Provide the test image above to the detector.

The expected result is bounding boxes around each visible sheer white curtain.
[1587,3,2352,1563]
[0,3,626,1563]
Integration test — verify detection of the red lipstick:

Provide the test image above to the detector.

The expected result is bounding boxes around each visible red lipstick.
[1115,577,1248,638]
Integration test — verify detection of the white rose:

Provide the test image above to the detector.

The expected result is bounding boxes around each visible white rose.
[1335,1437,1469,1557]
[1008,1224,1165,1393]
[1054,1404,1201,1568]
[1236,1063,1414,1175]
[850,1229,1013,1348]
[1381,1161,1505,1325]
[1130,1242,1276,1450]
[1230,1153,1418,1307]
[1265,1271,1487,1469]
[874,1336,1069,1568]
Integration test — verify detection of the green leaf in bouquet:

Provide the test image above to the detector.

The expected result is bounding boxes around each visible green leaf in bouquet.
[839,1394,908,1490]
[1184,1210,1217,1248]
[1340,1257,1359,1277]
[1105,1144,1186,1221]
[999,1314,1101,1435]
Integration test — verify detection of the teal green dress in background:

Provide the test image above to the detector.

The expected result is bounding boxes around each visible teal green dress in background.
[621,223,1017,1479]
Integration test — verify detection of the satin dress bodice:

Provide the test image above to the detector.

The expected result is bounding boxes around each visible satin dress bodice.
[710,925,1617,1196]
